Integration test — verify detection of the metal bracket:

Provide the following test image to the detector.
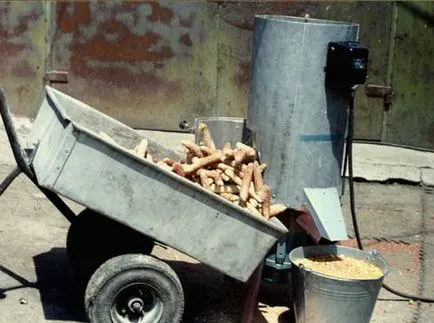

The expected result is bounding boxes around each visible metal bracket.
[365,83,395,110]
[303,187,348,242]
[44,71,69,84]
[178,120,194,133]
[264,236,292,271]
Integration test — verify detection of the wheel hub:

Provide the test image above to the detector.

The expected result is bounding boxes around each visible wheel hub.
[128,297,144,314]
[111,283,164,323]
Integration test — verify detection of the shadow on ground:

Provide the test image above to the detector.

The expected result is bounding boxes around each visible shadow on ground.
[2,247,294,322]
[33,248,87,322]
[0,264,38,298]
[167,260,294,323]
[0,247,86,322]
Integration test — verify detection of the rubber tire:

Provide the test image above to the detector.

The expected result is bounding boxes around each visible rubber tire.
[67,209,154,280]
[85,254,184,323]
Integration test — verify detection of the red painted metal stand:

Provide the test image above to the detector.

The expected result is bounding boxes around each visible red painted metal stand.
[241,263,264,323]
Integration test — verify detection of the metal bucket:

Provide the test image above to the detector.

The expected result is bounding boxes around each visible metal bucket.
[193,117,250,148]
[289,245,388,323]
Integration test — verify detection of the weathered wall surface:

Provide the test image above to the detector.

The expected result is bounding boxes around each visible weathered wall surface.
[51,2,219,130]
[0,1,432,149]
[0,3,47,117]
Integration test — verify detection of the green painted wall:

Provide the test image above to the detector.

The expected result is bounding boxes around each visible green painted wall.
[386,1,434,149]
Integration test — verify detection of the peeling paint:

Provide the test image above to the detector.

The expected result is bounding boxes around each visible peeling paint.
[0,1,431,148]
[179,33,193,47]
[234,61,250,89]
[179,13,195,28]
[56,2,91,33]
[147,2,174,24]
[51,2,218,130]
[0,2,45,116]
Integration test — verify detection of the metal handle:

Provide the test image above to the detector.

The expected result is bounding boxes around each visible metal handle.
[0,88,76,223]
[370,249,387,263]
[0,89,34,178]
[369,249,389,276]
[0,167,21,197]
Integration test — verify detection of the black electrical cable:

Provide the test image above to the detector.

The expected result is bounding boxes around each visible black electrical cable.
[341,138,348,196]
[346,88,434,303]
[347,92,363,251]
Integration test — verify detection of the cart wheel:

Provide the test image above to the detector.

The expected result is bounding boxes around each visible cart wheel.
[85,254,184,323]
[67,209,154,279]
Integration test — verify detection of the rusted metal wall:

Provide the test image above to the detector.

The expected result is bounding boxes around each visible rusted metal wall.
[0,2,46,117]
[50,2,219,130]
[0,1,433,149]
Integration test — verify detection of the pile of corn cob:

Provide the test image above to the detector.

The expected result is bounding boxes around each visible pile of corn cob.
[124,123,287,220]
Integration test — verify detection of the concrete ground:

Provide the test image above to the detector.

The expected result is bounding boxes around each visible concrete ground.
[0,117,433,322]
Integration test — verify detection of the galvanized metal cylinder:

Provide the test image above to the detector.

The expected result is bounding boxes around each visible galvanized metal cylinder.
[247,16,359,208]
[289,245,388,323]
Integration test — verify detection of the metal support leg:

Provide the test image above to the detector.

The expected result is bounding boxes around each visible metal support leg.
[241,263,264,323]
[0,167,21,196]
[38,188,76,223]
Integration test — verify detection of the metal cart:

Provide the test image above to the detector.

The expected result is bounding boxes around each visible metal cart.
[0,86,288,323]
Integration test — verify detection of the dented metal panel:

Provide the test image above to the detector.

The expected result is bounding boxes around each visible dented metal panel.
[50,1,219,131]
[0,2,46,116]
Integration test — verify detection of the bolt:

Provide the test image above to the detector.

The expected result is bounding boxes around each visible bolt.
[128,298,144,314]
[131,301,143,313]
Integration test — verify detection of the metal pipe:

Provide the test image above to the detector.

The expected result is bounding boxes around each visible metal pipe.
[0,88,76,223]
[38,188,76,223]
[0,167,21,197]
[0,89,34,177]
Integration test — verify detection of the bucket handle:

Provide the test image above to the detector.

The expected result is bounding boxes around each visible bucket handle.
[369,249,385,261]
[369,250,389,274]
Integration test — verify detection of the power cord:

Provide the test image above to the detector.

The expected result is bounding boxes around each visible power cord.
[346,88,434,303]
